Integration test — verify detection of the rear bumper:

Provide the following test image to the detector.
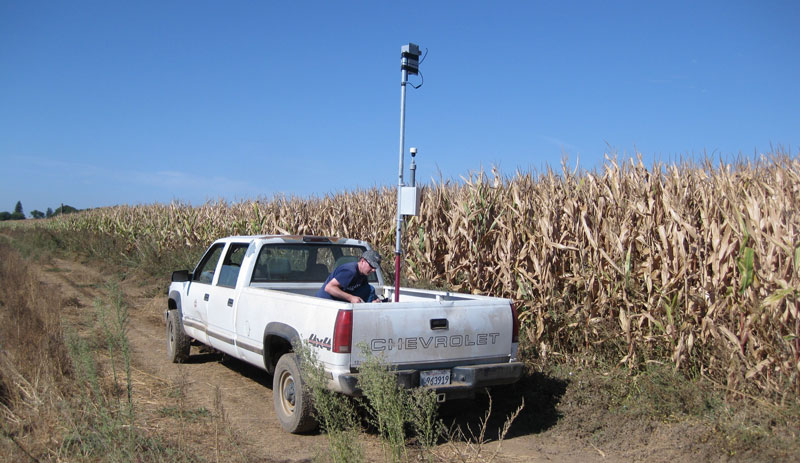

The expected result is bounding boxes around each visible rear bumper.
[338,362,524,400]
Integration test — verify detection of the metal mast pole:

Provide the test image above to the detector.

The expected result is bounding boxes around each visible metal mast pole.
[394,43,421,302]
[394,65,408,302]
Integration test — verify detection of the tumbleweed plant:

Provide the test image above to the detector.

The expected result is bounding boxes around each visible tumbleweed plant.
[356,344,442,463]
[297,342,364,463]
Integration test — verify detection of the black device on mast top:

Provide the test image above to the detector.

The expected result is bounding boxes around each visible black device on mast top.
[401,43,421,75]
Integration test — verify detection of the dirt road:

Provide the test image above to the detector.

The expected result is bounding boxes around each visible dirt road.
[35,255,693,463]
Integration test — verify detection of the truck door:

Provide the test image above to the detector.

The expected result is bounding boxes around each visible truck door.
[206,242,250,355]
[184,243,225,333]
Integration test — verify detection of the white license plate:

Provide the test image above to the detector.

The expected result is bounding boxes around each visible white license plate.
[419,369,451,387]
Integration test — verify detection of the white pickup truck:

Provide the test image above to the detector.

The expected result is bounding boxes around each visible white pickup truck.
[166,234,522,433]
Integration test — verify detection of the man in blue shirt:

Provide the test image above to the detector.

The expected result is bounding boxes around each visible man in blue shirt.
[316,250,383,303]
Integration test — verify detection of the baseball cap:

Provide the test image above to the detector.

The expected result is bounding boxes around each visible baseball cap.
[362,250,382,269]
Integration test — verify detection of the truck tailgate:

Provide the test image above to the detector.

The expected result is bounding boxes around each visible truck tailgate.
[350,299,513,369]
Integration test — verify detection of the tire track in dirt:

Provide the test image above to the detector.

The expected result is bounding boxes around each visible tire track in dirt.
[36,257,333,462]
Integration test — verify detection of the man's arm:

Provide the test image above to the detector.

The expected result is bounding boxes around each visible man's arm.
[324,278,363,303]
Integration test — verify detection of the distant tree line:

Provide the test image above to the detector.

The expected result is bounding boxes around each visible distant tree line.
[0,201,79,221]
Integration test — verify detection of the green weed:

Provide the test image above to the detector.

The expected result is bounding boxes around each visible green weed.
[296,342,445,463]
[59,288,196,462]
[297,342,364,463]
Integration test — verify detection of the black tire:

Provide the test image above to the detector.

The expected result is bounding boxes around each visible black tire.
[166,310,190,363]
[273,353,317,433]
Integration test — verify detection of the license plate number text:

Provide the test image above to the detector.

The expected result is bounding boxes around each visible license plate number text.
[419,369,451,387]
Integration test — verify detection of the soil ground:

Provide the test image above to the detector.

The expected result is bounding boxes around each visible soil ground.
[24,253,788,463]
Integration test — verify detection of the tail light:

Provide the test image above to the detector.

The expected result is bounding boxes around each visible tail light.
[510,303,520,343]
[332,309,353,353]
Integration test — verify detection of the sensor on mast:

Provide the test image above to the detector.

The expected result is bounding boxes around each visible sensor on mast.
[401,43,421,75]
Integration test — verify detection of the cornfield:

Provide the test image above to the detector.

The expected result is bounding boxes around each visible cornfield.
[37,152,800,404]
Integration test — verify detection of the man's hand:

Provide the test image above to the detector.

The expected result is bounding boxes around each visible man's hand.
[349,295,364,303]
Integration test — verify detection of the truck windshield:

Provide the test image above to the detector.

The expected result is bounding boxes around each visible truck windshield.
[251,243,377,283]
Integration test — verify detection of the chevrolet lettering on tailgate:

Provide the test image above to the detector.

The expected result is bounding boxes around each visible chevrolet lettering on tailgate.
[370,333,501,352]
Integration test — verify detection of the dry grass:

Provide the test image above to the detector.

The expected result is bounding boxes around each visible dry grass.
[0,241,72,461]
[18,150,800,404]
[0,240,255,462]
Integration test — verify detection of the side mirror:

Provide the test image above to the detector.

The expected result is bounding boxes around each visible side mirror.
[171,270,191,282]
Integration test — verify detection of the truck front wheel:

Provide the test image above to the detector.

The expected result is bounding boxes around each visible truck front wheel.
[273,353,317,433]
[166,310,190,363]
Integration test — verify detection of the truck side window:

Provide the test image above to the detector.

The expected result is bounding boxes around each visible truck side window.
[217,243,249,288]
[194,244,225,285]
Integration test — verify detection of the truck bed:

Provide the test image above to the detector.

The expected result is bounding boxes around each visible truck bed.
[246,282,515,368]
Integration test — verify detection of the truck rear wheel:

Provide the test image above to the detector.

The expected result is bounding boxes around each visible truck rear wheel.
[166,310,190,363]
[273,353,317,433]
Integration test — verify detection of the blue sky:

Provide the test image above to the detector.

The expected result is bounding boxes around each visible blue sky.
[1,1,798,214]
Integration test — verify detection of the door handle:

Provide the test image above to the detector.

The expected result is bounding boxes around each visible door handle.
[430,318,448,330]
[227,298,234,307]
[204,294,209,301]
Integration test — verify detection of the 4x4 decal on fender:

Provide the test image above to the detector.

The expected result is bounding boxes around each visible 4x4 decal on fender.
[308,334,332,351]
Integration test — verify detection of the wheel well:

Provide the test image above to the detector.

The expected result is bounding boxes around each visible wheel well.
[264,335,292,375]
